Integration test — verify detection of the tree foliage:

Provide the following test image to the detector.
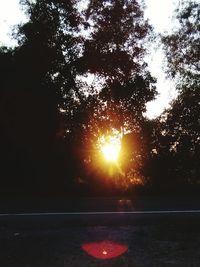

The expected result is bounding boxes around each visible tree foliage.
[159,1,200,186]
[162,1,200,81]
[79,0,156,129]
[0,0,158,193]
[64,0,157,188]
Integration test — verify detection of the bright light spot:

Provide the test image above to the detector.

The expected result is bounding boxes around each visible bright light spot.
[99,131,122,162]
[82,241,128,259]
[101,143,120,162]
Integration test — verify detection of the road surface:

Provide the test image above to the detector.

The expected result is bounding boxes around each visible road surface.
[1,197,200,266]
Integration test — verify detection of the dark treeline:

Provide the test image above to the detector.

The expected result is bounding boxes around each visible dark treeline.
[0,0,199,196]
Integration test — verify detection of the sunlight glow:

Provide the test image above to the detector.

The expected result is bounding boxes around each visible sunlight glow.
[101,142,120,162]
[99,131,122,163]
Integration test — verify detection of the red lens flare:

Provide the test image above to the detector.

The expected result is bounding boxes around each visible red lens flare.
[82,240,128,259]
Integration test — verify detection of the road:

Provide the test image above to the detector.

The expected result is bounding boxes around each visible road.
[1,196,200,266]
[1,195,200,213]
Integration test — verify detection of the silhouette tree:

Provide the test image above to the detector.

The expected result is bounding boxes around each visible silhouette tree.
[159,1,200,188]
[53,0,157,137]
[162,1,199,80]
[79,0,156,127]
[0,0,158,194]
[0,0,82,194]
[66,0,158,189]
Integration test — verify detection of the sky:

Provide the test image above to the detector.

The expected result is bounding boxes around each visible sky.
[0,0,179,119]
[144,0,178,118]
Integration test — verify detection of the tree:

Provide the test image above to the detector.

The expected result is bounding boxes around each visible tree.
[66,0,158,189]
[55,0,157,136]
[159,1,200,187]
[0,0,82,193]
[1,0,158,193]
[79,0,156,128]
[162,1,200,81]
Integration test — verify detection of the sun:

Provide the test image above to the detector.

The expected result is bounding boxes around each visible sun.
[99,131,122,163]
[101,142,120,162]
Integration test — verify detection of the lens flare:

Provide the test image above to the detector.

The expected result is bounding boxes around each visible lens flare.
[82,241,128,259]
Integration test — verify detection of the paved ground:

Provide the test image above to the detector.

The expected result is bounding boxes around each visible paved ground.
[1,212,200,267]
[1,196,200,266]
